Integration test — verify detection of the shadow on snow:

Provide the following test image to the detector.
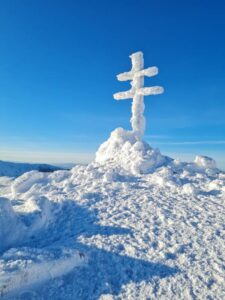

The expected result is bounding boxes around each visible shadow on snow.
[2,196,180,299]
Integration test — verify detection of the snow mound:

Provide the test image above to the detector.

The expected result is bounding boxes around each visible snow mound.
[95,128,166,174]
[194,155,217,169]
[11,171,49,196]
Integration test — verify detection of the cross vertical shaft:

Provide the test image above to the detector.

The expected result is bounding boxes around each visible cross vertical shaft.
[113,51,164,140]
[130,52,145,139]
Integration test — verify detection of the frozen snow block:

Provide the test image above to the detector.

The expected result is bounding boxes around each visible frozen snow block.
[194,155,217,169]
[11,171,48,196]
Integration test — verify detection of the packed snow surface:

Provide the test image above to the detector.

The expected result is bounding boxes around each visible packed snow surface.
[0,134,224,299]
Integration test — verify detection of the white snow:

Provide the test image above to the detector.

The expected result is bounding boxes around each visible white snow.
[194,155,217,169]
[95,128,166,174]
[11,171,49,196]
[0,143,224,299]
[0,247,86,298]
[0,52,224,299]
[0,197,25,253]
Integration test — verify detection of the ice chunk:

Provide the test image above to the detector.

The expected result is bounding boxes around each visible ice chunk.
[194,155,217,169]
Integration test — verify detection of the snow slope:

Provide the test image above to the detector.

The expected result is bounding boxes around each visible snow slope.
[0,160,62,178]
[0,131,224,299]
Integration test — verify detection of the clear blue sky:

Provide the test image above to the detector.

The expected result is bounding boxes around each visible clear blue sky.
[1,0,225,168]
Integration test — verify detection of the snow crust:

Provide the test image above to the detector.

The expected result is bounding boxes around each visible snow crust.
[0,149,224,299]
[0,247,86,298]
[0,128,224,299]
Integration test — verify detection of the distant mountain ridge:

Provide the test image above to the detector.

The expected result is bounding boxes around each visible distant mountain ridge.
[0,160,63,177]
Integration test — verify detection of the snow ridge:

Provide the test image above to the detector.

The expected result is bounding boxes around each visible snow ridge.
[0,160,62,178]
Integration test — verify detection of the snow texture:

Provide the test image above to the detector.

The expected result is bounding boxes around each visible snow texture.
[0,197,25,252]
[95,128,166,174]
[0,148,224,299]
[194,155,217,169]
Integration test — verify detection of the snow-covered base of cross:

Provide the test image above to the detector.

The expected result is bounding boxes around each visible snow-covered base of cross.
[95,127,168,174]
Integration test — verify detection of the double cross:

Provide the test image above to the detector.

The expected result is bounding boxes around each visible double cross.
[113,51,164,140]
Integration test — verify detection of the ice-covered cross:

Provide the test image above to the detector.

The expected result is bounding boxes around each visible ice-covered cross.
[113,51,164,140]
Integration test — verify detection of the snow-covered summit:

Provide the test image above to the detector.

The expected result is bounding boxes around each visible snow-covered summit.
[0,150,224,299]
[0,52,224,299]
[96,51,166,174]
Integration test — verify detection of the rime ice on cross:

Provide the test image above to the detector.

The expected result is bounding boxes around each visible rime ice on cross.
[113,51,164,140]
